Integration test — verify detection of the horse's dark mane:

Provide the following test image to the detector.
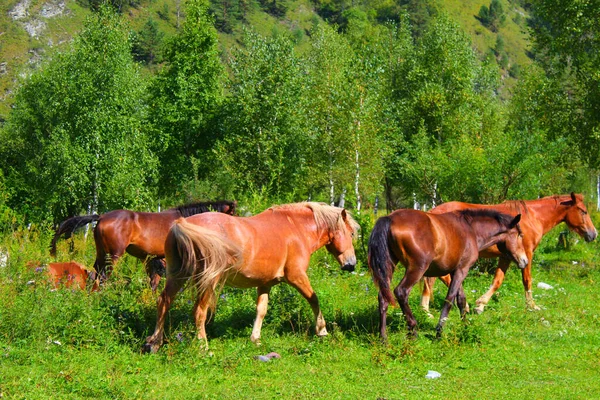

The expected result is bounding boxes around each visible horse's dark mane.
[459,209,517,231]
[172,200,237,218]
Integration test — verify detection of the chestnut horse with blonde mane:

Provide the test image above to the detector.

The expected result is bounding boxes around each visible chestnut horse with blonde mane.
[50,200,237,290]
[421,193,597,314]
[143,202,358,353]
[368,208,527,340]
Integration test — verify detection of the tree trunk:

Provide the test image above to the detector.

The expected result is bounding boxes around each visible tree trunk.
[338,188,346,208]
[413,193,420,210]
[374,195,379,216]
[597,174,600,211]
[329,152,335,206]
[354,148,361,211]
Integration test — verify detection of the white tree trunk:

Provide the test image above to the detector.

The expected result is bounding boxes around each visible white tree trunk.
[413,193,420,210]
[338,188,347,208]
[597,174,600,211]
[354,148,361,211]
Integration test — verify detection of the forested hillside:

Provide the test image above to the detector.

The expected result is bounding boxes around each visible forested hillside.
[0,0,599,227]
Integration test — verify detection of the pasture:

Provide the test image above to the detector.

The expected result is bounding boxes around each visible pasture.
[1,217,600,399]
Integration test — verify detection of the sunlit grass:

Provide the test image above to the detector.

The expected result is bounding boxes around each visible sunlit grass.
[1,227,599,398]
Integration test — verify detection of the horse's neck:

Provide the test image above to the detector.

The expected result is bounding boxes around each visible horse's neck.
[525,199,568,235]
[278,210,325,253]
[470,219,507,251]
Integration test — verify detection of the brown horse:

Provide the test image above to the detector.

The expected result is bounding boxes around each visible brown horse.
[143,202,358,353]
[50,200,237,290]
[421,193,597,314]
[368,209,527,340]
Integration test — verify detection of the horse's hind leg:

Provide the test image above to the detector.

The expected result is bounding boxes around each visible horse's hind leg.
[287,272,327,337]
[143,276,187,353]
[420,277,436,315]
[378,291,390,342]
[193,289,214,350]
[250,286,271,344]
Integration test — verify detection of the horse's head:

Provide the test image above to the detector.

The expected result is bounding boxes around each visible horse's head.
[496,214,528,269]
[325,209,358,272]
[562,193,597,242]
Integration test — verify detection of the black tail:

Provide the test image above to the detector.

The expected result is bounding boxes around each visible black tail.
[50,215,100,256]
[368,216,396,304]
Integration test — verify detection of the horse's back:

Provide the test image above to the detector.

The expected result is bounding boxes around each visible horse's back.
[430,201,482,214]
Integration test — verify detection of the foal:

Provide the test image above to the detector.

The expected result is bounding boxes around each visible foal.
[368,209,527,340]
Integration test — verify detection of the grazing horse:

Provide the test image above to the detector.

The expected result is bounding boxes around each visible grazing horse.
[49,200,237,290]
[143,202,358,353]
[421,193,597,314]
[368,209,527,340]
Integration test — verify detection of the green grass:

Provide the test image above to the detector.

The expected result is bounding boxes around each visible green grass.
[1,226,600,398]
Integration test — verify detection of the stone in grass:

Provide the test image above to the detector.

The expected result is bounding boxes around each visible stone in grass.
[537,282,553,290]
[425,370,441,379]
[254,352,282,362]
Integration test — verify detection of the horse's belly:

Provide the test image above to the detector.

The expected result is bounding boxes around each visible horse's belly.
[225,272,284,289]
[423,263,450,277]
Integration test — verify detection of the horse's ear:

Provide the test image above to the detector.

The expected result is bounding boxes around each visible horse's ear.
[571,192,577,203]
[509,214,521,228]
[341,209,347,220]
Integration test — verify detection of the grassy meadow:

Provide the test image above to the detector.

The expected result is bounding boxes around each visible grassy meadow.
[1,215,600,399]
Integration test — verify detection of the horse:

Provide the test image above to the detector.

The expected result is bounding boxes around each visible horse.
[421,193,597,314]
[368,208,527,340]
[142,202,358,353]
[49,200,237,291]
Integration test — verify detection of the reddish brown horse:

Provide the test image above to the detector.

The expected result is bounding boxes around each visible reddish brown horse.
[50,200,236,290]
[368,209,527,340]
[143,202,358,353]
[421,193,597,314]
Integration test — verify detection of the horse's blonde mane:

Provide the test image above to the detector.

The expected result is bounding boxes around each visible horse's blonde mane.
[270,202,360,234]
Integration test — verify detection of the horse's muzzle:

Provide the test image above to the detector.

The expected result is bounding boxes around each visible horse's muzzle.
[341,263,356,272]
[585,229,598,242]
[516,256,529,269]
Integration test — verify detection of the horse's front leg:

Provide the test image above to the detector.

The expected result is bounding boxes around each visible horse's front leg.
[143,276,186,353]
[436,268,468,338]
[475,257,510,314]
[250,286,272,344]
[521,252,540,311]
[394,266,424,337]
[287,272,327,337]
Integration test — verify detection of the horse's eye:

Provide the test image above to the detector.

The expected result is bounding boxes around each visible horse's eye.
[581,209,588,215]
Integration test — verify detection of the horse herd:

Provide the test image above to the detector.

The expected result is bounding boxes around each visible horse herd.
[49,194,597,352]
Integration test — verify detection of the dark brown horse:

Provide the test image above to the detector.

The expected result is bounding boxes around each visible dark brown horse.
[143,202,358,353]
[368,209,527,340]
[50,200,236,290]
[421,193,597,314]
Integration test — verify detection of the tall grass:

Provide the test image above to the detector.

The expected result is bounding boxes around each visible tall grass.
[1,218,599,398]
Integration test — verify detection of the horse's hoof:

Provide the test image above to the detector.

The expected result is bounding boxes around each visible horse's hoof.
[142,339,161,354]
[527,304,541,311]
[474,305,485,315]
[250,336,262,346]
[316,328,328,337]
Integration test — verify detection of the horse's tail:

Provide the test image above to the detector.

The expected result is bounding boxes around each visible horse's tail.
[50,215,100,256]
[368,216,396,305]
[166,218,242,310]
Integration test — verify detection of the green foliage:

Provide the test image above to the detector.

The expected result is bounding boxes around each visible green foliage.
[148,0,224,198]
[478,0,506,32]
[0,5,157,223]
[529,0,600,169]
[215,29,309,199]
[131,18,164,65]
